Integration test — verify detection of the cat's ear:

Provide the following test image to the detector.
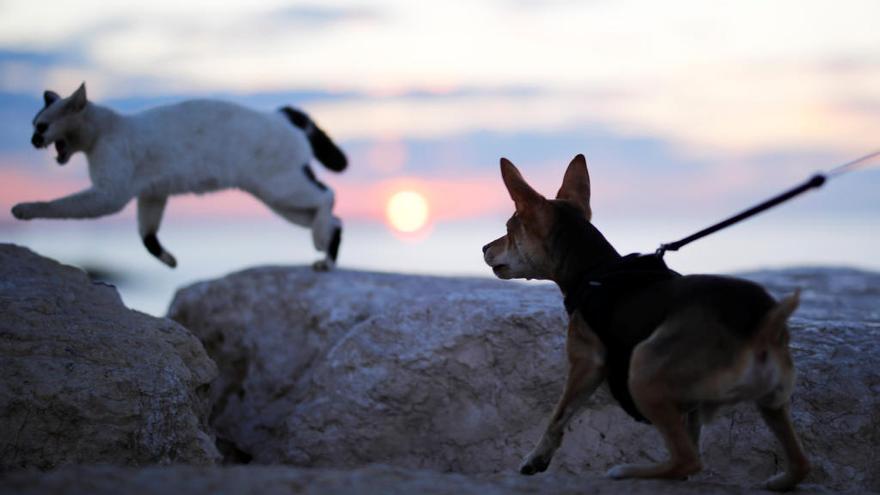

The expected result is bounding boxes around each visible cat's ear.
[67,82,87,112]
[43,90,60,107]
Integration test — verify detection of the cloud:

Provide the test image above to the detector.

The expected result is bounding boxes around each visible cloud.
[816,56,880,74]
[2,80,877,227]
[270,5,384,26]
[0,49,64,66]
[0,92,41,150]
[341,127,704,181]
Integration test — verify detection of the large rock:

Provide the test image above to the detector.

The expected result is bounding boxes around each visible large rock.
[168,266,879,492]
[0,244,220,470]
[1,464,871,495]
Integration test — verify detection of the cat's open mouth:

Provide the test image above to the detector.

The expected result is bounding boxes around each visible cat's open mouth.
[55,139,70,165]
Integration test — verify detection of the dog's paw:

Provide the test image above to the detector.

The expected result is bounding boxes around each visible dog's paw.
[606,464,634,480]
[519,455,550,476]
[762,473,799,492]
[312,259,335,272]
[607,461,699,481]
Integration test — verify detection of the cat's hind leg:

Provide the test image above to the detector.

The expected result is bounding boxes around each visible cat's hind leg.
[137,195,177,268]
[311,207,342,272]
[251,169,342,271]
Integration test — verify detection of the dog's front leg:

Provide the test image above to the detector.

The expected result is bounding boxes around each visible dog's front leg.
[12,188,130,220]
[520,313,605,475]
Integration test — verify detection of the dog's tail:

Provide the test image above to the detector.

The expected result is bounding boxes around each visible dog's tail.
[755,289,800,345]
[279,106,347,172]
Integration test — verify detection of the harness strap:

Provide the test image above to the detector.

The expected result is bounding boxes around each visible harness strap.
[564,253,680,423]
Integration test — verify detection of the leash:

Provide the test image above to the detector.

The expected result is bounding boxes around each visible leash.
[655,150,880,257]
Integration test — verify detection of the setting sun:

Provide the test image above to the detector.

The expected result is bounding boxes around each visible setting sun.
[386,190,430,233]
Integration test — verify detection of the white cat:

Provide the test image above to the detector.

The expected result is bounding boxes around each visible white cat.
[14,83,347,270]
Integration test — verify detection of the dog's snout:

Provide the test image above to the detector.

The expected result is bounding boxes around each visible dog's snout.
[482,243,490,255]
[36,123,48,133]
[31,133,44,148]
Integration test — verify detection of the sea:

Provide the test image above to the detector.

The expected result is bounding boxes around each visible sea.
[2,212,878,316]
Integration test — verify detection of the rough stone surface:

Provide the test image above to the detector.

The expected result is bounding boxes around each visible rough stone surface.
[1,464,871,495]
[0,244,220,470]
[168,266,879,492]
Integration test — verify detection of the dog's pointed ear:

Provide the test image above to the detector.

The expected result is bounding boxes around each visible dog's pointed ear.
[68,82,87,112]
[43,90,60,107]
[500,157,543,212]
[775,289,800,322]
[556,154,591,220]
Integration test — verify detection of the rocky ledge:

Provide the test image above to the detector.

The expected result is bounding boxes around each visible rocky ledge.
[0,464,870,495]
[1,243,878,494]
[0,244,219,469]
[167,264,879,492]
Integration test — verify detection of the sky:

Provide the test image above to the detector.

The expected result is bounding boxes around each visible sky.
[0,0,879,312]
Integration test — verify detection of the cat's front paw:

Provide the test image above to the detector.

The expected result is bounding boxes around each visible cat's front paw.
[11,202,40,220]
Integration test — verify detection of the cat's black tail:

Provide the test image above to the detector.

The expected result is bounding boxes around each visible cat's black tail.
[280,106,347,172]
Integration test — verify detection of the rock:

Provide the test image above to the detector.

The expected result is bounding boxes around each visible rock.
[0,244,220,470]
[1,464,871,495]
[730,268,880,491]
[168,266,880,492]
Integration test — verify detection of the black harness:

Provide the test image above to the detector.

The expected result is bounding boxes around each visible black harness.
[563,253,679,422]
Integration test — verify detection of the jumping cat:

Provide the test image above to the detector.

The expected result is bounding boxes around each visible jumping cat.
[14,83,347,270]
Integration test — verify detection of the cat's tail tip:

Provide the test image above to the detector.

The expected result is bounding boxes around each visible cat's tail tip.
[279,106,347,172]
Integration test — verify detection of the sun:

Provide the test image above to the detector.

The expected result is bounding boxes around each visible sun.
[386,190,430,233]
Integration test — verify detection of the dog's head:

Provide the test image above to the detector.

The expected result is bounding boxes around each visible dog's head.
[31,82,90,165]
[482,154,593,281]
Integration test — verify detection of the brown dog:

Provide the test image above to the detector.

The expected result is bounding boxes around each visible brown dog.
[482,155,810,491]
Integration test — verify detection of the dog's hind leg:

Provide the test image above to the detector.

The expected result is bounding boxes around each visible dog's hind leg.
[607,396,701,480]
[753,294,808,491]
[757,403,810,491]
[520,313,605,475]
[137,195,177,268]
[607,343,701,481]
[686,409,702,450]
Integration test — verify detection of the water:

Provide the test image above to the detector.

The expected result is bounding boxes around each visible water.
[2,212,877,316]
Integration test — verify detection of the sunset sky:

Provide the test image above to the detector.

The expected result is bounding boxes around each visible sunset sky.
[1,0,879,313]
